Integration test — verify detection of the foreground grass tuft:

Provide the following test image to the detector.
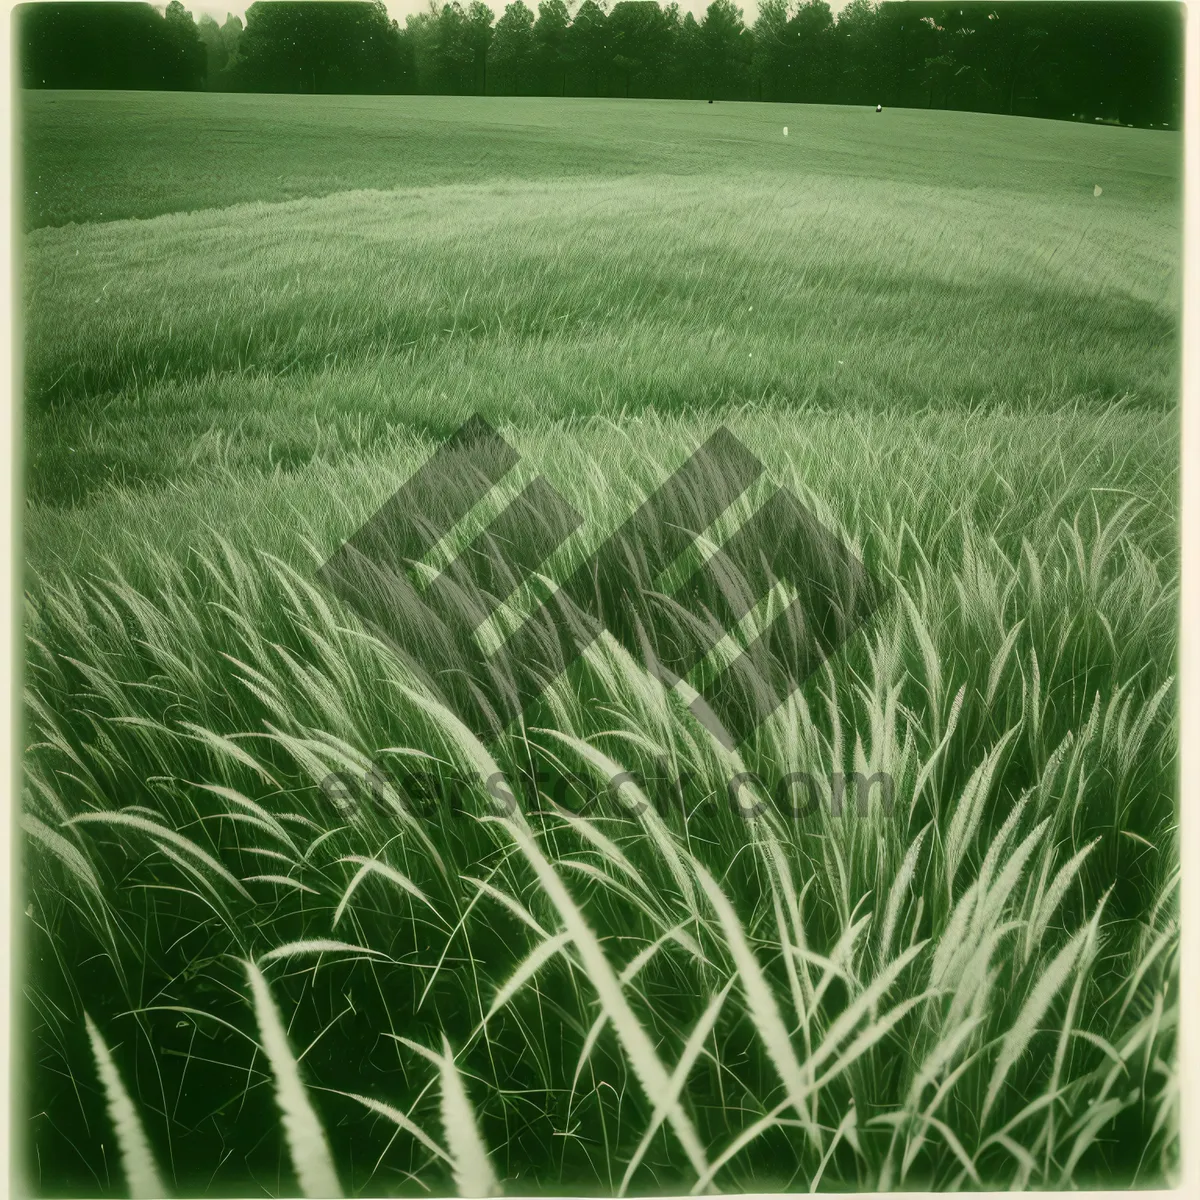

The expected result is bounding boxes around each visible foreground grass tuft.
[83,1014,169,1200]
[24,414,1178,1191]
[244,959,344,1199]
[21,91,1179,1196]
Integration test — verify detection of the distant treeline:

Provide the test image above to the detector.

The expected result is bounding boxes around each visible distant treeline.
[16,0,1183,126]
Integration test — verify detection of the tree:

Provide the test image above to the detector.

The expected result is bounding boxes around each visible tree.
[659,2,685,93]
[533,0,570,95]
[674,10,703,98]
[607,1,675,97]
[13,0,1184,127]
[195,11,242,89]
[233,1,408,93]
[466,2,496,93]
[164,0,206,88]
[405,4,441,93]
[488,0,536,94]
[18,1,207,89]
[198,12,226,77]
[436,1,476,92]
[751,0,789,102]
[220,12,244,64]
[566,0,609,96]
[700,0,748,100]
[790,0,835,101]
[836,0,883,104]
[416,0,494,93]
[979,7,1048,115]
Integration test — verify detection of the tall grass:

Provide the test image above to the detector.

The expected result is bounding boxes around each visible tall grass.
[24,111,1179,509]
[83,1014,169,1199]
[398,1036,501,1198]
[22,92,1181,233]
[21,90,1179,1196]
[23,414,1178,1193]
[244,959,343,1198]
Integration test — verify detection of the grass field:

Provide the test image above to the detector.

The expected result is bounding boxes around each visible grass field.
[21,91,1180,1196]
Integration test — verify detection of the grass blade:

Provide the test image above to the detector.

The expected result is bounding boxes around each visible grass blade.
[84,1013,169,1200]
[398,1036,501,1197]
[243,959,343,1198]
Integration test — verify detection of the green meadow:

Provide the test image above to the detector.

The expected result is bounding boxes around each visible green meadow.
[23,91,1181,510]
[21,91,1180,1196]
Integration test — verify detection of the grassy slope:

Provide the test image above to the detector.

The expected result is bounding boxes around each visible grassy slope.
[23,93,1181,510]
[24,413,1180,1194]
[21,92,1180,1195]
[21,90,1181,231]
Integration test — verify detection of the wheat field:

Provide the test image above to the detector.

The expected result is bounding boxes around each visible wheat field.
[21,92,1180,1196]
